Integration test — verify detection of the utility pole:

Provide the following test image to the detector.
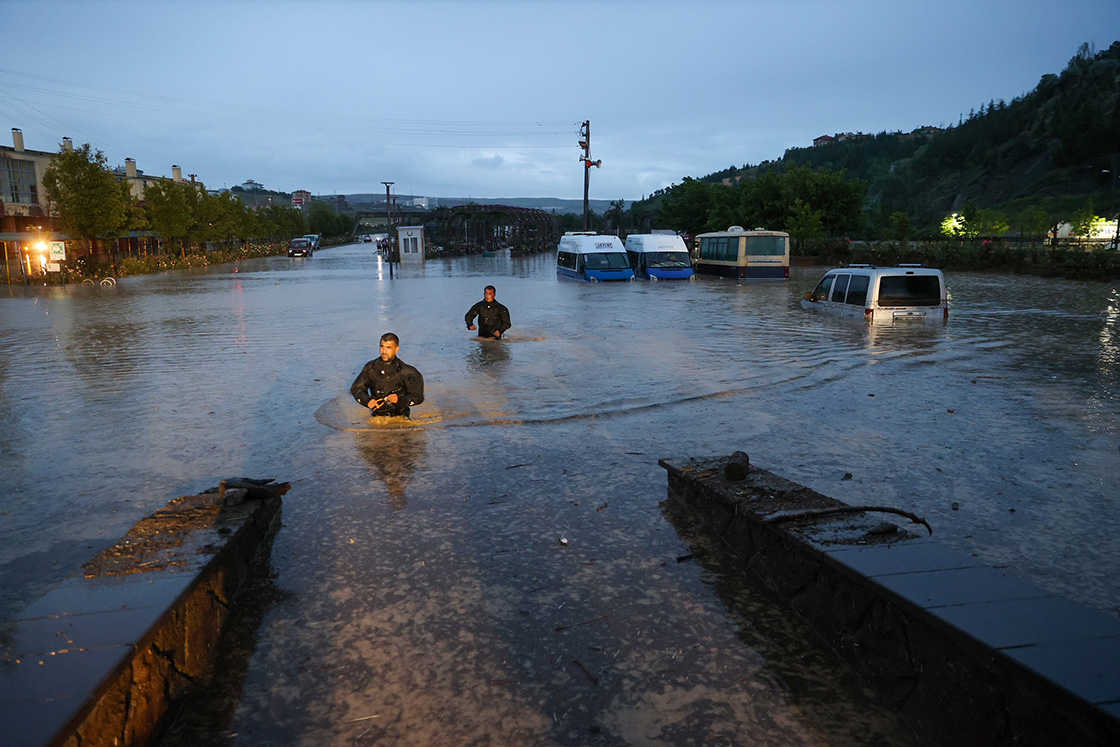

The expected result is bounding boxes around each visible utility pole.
[382,181,394,278]
[579,121,601,231]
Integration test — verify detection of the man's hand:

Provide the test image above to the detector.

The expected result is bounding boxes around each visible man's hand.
[492,330,501,338]
[468,324,477,331]
[368,392,399,411]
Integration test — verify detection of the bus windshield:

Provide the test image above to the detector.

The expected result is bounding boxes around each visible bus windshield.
[584,253,630,270]
[645,251,691,269]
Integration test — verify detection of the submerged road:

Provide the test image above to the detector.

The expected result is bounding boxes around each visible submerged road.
[1,245,1117,743]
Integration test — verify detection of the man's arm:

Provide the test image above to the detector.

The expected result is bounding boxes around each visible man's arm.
[498,303,511,334]
[402,368,425,407]
[350,365,372,407]
[465,301,481,329]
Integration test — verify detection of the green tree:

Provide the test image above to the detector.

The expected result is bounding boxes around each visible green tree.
[888,211,911,242]
[940,212,968,238]
[306,200,339,237]
[973,208,1010,237]
[42,143,129,253]
[784,198,825,252]
[605,199,626,234]
[144,180,193,256]
[1070,200,1103,239]
[1018,206,1051,238]
[209,192,250,247]
[656,178,717,237]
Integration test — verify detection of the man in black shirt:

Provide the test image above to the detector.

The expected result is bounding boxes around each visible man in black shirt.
[350,333,425,418]
[465,285,511,339]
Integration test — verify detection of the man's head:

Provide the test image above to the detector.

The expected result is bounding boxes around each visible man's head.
[379,332,400,362]
[484,285,496,302]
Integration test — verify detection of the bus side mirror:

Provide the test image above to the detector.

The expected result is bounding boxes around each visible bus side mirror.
[803,292,812,300]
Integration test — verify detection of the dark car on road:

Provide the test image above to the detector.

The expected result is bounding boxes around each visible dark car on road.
[288,238,314,257]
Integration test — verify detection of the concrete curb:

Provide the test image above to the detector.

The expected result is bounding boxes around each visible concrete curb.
[0,486,283,747]
[660,455,1120,746]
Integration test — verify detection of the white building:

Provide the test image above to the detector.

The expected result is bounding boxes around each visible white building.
[397,225,424,266]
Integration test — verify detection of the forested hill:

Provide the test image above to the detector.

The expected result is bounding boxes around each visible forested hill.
[666,41,1120,235]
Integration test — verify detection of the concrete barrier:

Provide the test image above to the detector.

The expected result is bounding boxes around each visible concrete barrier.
[0,482,284,747]
[660,455,1120,746]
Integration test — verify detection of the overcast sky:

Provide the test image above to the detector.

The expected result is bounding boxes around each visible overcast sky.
[2,0,1118,202]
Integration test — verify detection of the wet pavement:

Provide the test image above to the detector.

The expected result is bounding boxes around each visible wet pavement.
[1,245,1118,743]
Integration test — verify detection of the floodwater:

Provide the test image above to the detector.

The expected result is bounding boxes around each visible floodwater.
[1,245,1117,744]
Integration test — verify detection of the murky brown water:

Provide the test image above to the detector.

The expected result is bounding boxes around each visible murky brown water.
[2,245,1117,743]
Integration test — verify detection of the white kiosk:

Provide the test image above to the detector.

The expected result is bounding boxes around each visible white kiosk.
[397,225,425,267]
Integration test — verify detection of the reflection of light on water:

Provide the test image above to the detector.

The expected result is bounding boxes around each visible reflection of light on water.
[354,428,429,509]
[1098,288,1119,372]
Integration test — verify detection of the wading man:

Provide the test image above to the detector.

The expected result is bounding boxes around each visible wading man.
[465,285,511,339]
[350,333,425,418]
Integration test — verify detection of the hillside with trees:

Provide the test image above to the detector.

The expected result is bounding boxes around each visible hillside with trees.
[633,41,1120,243]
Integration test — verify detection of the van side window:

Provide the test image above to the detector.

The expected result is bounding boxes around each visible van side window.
[558,251,577,270]
[811,276,834,301]
[845,274,869,306]
[830,274,851,303]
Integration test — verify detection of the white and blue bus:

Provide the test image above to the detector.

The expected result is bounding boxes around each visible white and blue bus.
[556,232,635,282]
[624,234,694,280]
[693,226,790,280]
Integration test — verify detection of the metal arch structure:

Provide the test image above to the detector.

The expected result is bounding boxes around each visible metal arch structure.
[429,204,556,256]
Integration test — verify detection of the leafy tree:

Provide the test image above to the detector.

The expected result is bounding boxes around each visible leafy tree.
[1070,200,1107,239]
[888,211,911,241]
[627,200,651,233]
[973,208,1010,237]
[42,143,129,251]
[260,204,307,239]
[1018,206,1051,237]
[784,198,825,251]
[143,180,193,255]
[940,213,968,238]
[306,200,339,236]
[656,178,718,237]
[605,199,626,233]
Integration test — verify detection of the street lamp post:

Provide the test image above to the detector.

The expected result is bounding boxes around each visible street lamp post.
[579,121,601,231]
[382,181,394,278]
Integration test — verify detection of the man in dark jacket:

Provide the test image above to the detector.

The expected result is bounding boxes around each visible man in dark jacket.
[350,333,425,418]
[465,285,511,339]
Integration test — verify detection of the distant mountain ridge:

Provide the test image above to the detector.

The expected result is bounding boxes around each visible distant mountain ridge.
[343,195,619,215]
[650,40,1120,232]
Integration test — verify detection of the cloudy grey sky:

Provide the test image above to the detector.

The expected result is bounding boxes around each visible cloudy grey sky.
[2,0,1118,202]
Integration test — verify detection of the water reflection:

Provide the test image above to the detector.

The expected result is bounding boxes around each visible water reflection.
[354,427,430,509]
[466,337,510,376]
[2,248,1119,741]
[658,496,914,745]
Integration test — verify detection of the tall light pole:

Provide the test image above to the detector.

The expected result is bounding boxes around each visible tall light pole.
[579,121,601,231]
[382,181,394,277]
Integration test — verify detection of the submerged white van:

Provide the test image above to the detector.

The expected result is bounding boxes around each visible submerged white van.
[802,264,949,324]
[556,232,635,282]
[624,234,694,280]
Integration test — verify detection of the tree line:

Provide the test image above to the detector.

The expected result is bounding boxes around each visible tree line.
[652,163,865,249]
[42,143,352,259]
[630,41,1120,243]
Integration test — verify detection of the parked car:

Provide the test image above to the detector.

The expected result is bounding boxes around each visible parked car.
[802,264,948,324]
[288,238,314,257]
